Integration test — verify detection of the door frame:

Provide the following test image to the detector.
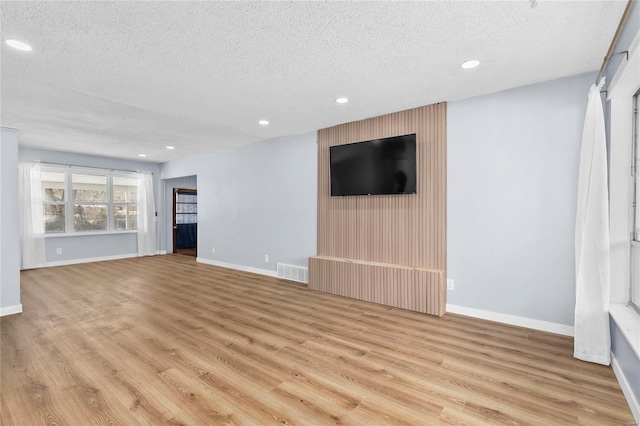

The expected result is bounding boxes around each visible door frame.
[173,188,198,256]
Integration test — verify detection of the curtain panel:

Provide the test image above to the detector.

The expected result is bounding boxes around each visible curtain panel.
[574,81,611,365]
[18,162,46,269]
[137,171,157,256]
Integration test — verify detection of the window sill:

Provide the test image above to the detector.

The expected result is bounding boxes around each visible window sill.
[45,230,138,238]
[610,303,640,359]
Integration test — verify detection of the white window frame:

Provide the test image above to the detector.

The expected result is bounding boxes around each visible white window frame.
[40,164,139,236]
[608,30,640,356]
[41,171,67,234]
[633,91,640,310]
[70,172,110,233]
[112,176,139,231]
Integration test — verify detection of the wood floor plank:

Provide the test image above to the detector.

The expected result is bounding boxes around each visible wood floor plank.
[1,254,634,425]
[436,406,495,426]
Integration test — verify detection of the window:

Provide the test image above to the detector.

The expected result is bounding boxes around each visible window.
[40,166,138,234]
[113,176,138,230]
[609,36,640,356]
[632,90,640,309]
[73,174,107,231]
[41,171,66,233]
[175,191,197,224]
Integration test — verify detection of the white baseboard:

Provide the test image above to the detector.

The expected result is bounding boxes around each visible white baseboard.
[446,304,574,337]
[0,304,23,317]
[44,253,138,268]
[196,257,278,278]
[23,251,167,270]
[612,352,640,425]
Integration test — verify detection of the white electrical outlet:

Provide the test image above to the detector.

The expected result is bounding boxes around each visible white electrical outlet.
[56,248,62,255]
[264,254,269,262]
[212,246,216,254]
[447,279,454,290]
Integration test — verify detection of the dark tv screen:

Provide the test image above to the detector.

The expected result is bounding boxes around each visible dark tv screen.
[330,133,417,196]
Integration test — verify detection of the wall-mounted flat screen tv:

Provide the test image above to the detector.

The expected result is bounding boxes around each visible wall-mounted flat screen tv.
[330,133,417,196]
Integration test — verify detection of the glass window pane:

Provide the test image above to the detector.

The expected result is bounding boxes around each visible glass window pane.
[632,246,640,307]
[114,204,137,230]
[43,204,65,233]
[41,172,65,202]
[114,205,126,230]
[178,203,197,213]
[113,177,137,203]
[636,160,640,241]
[176,213,197,224]
[633,92,640,308]
[636,95,640,241]
[74,204,107,231]
[73,174,107,202]
[177,193,197,203]
[128,205,138,230]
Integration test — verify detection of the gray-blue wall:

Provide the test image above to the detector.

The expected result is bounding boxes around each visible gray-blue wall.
[19,148,162,263]
[1,128,21,312]
[161,132,317,271]
[447,72,596,326]
[160,73,593,330]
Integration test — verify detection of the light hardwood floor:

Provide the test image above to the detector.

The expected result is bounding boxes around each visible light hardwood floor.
[1,255,635,425]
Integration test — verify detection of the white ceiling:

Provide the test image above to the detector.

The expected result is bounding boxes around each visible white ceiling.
[0,1,627,163]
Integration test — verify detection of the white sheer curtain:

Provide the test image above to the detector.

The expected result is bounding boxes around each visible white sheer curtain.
[19,162,46,269]
[574,80,610,365]
[137,171,157,256]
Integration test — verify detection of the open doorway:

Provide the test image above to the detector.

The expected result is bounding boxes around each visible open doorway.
[173,188,197,256]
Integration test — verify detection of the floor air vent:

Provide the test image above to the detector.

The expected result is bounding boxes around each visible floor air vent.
[277,263,308,284]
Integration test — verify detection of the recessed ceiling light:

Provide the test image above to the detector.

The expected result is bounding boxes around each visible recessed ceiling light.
[5,38,32,52]
[5,39,32,51]
[258,120,269,125]
[138,154,147,157]
[166,146,175,150]
[461,60,480,69]
[336,97,349,104]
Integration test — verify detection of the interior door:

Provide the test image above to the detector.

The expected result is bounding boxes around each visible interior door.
[173,188,197,256]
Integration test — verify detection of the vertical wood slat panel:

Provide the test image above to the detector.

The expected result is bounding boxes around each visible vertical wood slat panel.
[308,257,442,316]
[311,103,446,316]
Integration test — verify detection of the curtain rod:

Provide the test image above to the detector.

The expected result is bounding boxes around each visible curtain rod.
[30,160,154,175]
[595,0,635,84]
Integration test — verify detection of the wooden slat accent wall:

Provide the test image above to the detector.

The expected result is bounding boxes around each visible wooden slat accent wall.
[309,103,447,316]
[309,257,444,315]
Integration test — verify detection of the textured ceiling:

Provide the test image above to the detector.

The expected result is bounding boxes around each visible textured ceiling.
[0,1,627,163]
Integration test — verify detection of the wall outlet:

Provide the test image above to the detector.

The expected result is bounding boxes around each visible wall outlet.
[264,254,269,262]
[212,246,216,254]
[56,248,62,255]
[447,279,454,290]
